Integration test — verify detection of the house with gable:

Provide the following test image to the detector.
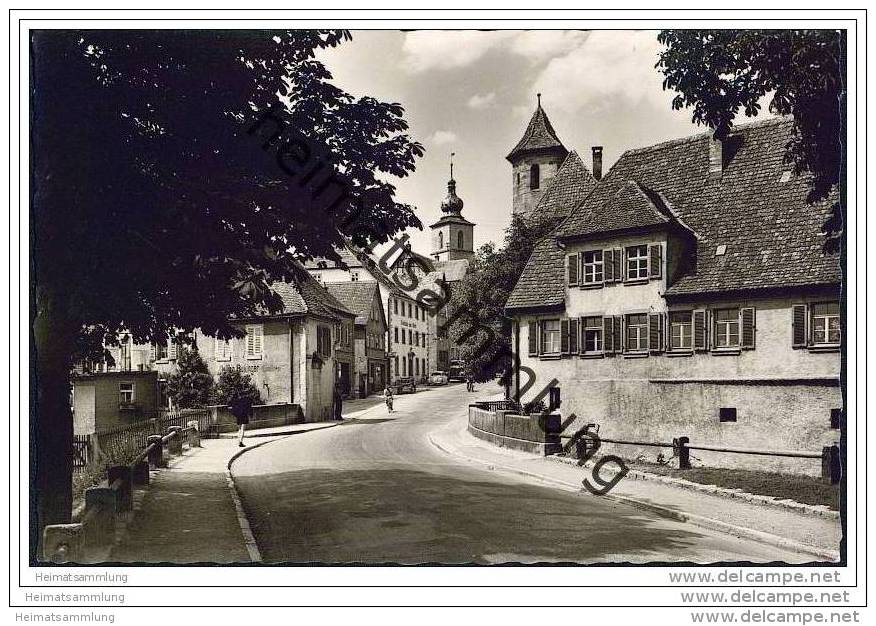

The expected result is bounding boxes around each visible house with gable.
[506,117,842,475]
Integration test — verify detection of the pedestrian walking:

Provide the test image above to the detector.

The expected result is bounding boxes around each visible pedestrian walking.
[333,382,344,421]
[229,395,253,447]
[466,374,475,392]
[384,385,394,413]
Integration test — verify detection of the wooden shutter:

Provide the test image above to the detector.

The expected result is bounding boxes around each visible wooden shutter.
[792,304,808,348]
[527,321,537,356]
[603,249,614,282]
[741,307,756,349]
[567,254,579,286]
[569,318,579,354]
[693,309,708,351]
[603,317,614,354]
[648,313,663,353]
[613,249,622,282]
[649,243,663,279]
[560,319,570,354]
[168,338,178,360]
[150,343,156,361]
[619,248,627,282]
[615,315,624,353]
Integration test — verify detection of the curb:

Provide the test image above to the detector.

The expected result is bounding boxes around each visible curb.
[224,420,346,563]
[427,431,839,563]
[547,455,839,520]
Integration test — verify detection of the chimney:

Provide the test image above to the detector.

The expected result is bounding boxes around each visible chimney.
[709,136,724,175]
[591,146,603,181]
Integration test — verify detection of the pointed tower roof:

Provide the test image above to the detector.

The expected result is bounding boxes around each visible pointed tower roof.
[506,94,569,162]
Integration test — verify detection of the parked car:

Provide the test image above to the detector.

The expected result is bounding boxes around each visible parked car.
[392,377,417,394]
[428,371,449,386]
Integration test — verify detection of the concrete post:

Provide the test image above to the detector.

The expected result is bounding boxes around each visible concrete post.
[186,420,201,448]
[42,523,84,564]
[674,436,691,470]
[132,460,150,485]
[822,444,841,484]
[146,435,164,468]
[107,465,133,511]
[166,427,183,456]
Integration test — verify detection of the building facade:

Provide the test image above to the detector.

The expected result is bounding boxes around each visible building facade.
[506,118,842,476]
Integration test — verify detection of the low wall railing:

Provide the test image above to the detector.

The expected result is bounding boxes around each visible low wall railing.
[44,422,202,563]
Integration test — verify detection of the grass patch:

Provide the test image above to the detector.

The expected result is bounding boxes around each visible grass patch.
[630,461,839,511]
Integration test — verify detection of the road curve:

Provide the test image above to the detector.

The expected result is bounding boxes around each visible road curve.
[231,383,807,565]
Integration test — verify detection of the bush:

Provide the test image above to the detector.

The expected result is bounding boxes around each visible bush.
[522,399,547,415]
[167,347,214,408]
[214,366,262,406]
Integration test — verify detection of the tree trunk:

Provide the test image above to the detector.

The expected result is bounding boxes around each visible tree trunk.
[31,286,77,561]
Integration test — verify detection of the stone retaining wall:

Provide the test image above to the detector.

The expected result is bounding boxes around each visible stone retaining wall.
[467,406,562,455]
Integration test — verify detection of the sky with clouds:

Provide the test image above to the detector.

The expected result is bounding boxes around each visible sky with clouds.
[316,30,764,255]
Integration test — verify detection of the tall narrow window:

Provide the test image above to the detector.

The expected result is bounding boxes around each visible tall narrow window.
[246,324,264,358]
[714,308,740,349]
[530,163,540,190]
[811,302,841,346]
[540,319,561,354]
[625,314,648,353]
[119,335,132,371]
[626,245,649,280]
[215,337,232,361]
[669,311,693,351]
[582,316,604,355]
[438,231,444,249]
[457,231,464,249]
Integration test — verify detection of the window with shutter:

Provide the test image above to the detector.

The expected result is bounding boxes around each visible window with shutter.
[792,304,808,347]
[246,324,263,358]
[648,313,663,353]
[560,319,571,354]
[168,338,178,360]
[603,249,614,282]
[614,315,623,352]
[581,316,604,355]
[569,318,579,354]
[567,254,579,286]
[149,343,156,361]
[541,320,561,354]
[693,310,708,351]
[603,317,614,354]
[649,243,663,279]
[740,307,756,349]
[810,302,840,347]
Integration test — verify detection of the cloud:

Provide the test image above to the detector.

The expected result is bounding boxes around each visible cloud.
[508,30,590,63]
[430,130,458,145]
[401,31,516,72]
[467,92,496,109]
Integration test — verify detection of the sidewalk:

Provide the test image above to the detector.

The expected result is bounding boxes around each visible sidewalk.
[428,413,842,562]
[109,419,346,563]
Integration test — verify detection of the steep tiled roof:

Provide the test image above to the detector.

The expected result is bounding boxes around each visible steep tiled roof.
[507,117,841,310]
[506,103,569,162]
[529,151,597,222]
[268,264,354,319]
[302,246,364,271]
[325,282,380,325]
[504,232,568,311]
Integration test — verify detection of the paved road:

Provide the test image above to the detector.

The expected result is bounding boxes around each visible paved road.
[232,383,806,565]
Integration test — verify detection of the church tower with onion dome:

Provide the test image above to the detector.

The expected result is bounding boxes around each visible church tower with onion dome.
[430,153,475,263]
[506,94,569,217]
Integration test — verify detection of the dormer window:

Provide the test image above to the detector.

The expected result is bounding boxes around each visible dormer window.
[530,164,540,190]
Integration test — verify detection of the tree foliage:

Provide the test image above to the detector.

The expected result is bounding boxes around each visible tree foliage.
[656,29,846,251]
[166,348,215,409]
[214,367,262,407]
[447,213,563,384]
[30,29,423,549]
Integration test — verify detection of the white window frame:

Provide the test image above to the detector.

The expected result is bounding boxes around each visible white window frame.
[582,250,604,285]
[625,313,649,353]
[669,311,693,352]
[541,319,562,355]
[811,302,841,347]
[215,337,232,362]
[119,382,135,405]
[245,324,264,359]
[714,308,741,349]
[626,245,649,281]
[351,271,359,282]
[582,316,604,355]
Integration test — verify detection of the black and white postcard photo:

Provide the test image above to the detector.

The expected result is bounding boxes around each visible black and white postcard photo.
[7,7,870,624]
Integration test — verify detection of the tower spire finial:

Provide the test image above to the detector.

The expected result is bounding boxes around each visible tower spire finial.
[450,152,455,181]
[537,92,541,107]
